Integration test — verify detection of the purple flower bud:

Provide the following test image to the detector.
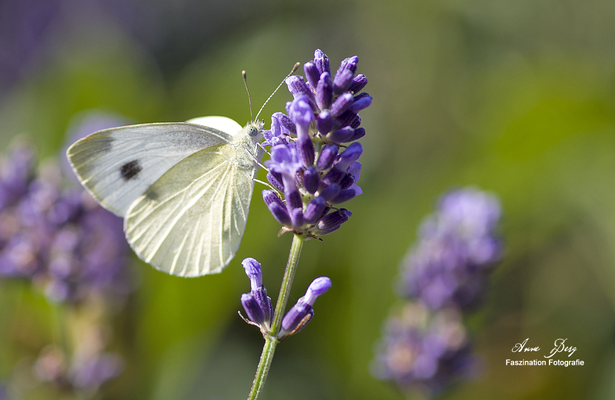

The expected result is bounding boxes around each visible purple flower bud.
[271,112,296,137]
[304,276,332,304]
[333,56,359,93]
[267,144,302,186]
[298,135,315,168]
[316,72,333,110]
[337,55,359,76]
[335,142,363,171]
[316,144,339,171]
[242,257,263,289]
[327,127,355,143]
[242,286,273,327]
[286,186,303,210]
[316,209,352,235]
[317,110,333,135]
[321,167,345,186]
[330,189,356,204]
[279,277,331,338]
[280,302,313,338]
[348,161,361,182]
[287,95,315,140]
[350,93,372,113]
[241,258,273,327]
[348,74,368,93]
[304,197,327,224]
[349,127,366,141]
[286,75,313,100]
[303,61,320,90]
[333,69,355,95]
[290,207,304,228]
[318,184,341,202]
[330,93,354,117]
[314,49,330,75]
[339,172,356,190]
[263,190,291,225]
[266,172,285,192]
[242,293,266,325]
[303,166,320,194]
[335,111,361,129]
[262,189,284,210]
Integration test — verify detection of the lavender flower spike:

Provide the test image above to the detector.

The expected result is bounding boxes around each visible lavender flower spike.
[403,187,502,310]
[241,258,273,329]
[373,187,503,397]
[278,277,331,340]
[263,49,371,237]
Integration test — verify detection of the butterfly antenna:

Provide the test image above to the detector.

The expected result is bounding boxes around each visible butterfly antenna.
[255,62,301,121]
[242,70,254,122]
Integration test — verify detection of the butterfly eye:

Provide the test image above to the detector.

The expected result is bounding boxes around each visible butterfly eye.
[247,125,261,137]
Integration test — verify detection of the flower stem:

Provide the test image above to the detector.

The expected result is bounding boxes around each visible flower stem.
[247,233,305,400]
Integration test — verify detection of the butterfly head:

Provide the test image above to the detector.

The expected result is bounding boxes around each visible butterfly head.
[245,120,264,143]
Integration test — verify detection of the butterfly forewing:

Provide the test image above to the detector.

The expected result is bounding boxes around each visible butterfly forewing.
[123,141,257,276]
[67,123,234,216]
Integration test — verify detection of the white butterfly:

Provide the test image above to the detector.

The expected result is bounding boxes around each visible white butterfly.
[67,116,264,277]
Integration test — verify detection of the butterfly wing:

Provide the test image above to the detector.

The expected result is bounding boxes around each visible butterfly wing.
[66,122,237,216]
[123,141,257,276]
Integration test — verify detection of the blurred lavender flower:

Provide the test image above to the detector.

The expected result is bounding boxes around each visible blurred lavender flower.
[34,345,123,393]
[262,49,370,237]
[374,304,474,398]
[402,188,502,310]
[0,133,130,305]
[373,187,502,397]
[69,352,124,390]
[0,0,62,93]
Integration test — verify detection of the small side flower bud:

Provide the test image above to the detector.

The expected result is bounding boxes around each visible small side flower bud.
[241,258,273,329]
[278,277,332,339]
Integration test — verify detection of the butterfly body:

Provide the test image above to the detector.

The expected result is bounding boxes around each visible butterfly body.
[67,116,263,277]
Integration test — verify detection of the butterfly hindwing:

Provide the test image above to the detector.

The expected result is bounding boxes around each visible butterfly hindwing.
[67,122,236,216]
[123,141,257,276]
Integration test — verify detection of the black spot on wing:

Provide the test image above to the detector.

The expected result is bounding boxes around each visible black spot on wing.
[120,160,142,181]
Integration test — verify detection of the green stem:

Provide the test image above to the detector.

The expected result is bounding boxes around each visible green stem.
[247,233,305,400]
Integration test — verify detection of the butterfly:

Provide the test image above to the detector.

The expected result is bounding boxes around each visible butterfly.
[67,115,264,277]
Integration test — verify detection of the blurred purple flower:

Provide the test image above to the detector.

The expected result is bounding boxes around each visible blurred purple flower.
[69,353,124,390]
[0,0,62,93]
[373,304,475,398]
[262,49,370,237]
[373,187,503,397]
[0,139,131,305]
[34,345,123,392]
[402,187,502,310]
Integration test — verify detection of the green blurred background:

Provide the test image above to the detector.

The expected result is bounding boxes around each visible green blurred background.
[2,0,615,399]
